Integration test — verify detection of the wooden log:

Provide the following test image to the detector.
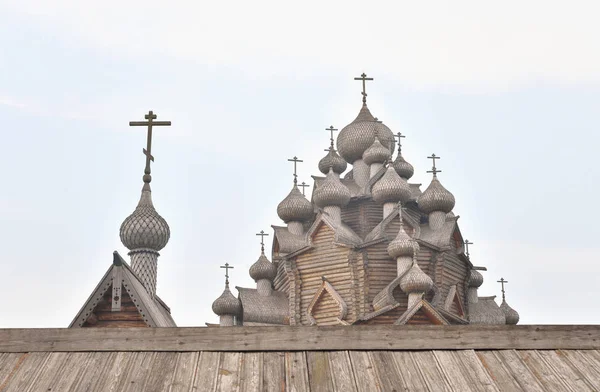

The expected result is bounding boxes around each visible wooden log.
[0,325,599,352]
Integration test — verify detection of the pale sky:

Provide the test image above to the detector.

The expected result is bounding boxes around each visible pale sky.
[1,0,599,327]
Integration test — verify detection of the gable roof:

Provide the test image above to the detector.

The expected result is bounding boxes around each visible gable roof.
[69,252,175,328]
[395,299,450,325]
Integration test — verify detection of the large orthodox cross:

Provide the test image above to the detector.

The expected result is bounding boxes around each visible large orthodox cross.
[427,153,442,177]
[464,239,474,258]
[326,125,338,148]
[220,263,234,285]
[497,277,508,301]
[299,181,310,196]
[129,110,171,183]
[394,132,405,153]
[354,73,373,104]
[256,230,269,252]
[287,156,303,184]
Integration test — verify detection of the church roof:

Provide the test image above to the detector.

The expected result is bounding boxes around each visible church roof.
[237,287,289,325]
[69,252,175,328]
[0,326,598,391]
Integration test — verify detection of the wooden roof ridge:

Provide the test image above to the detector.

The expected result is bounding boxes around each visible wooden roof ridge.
[69,251,175,328]
[2,325,599,352]
[395,299,450,326]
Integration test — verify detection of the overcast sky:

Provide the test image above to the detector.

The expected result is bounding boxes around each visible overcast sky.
[1,1,599,327]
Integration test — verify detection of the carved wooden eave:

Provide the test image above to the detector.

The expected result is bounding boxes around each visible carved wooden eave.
[395,299,450,326]
[372,275,404,311]
[307,279,348,325]
[69,252,175,328]
[363,206,421,244]
[444,284,466,318]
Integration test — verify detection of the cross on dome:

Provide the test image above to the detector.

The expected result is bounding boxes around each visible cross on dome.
[497,277,508,301]
[220,263,234,285]
[326,125,338,148]
[464,239,474,258]
[394,132,406,153]
[354,73,374,104]
[427,154,442,177]
[299,182,310,196]
[287,156,303,185]
[129,110,171,183]
[256,230,269,252]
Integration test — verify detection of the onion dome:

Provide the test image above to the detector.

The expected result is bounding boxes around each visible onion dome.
[417,177,455,214]
[363,137,390,165]
[277,185,314,223]
[374,121,395,156]
[313,169,351,208]
[372,165,412,204]
[387,223,419,258]
[500,300,520,325]
[212,285,242,316]
[249,251,277,281]
[400,262,433,293]
[120,183,170,251]
[392,154,414,180]
[318,148,347,175]
[468,269,484,288]
[337,105,378,163]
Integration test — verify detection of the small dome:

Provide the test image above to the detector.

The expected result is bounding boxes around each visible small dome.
[372,166,412,204]
[374,121,395,156]
[212,286,242,316]
[249,252,277,281]
[120,183,170,251]
[392,154,414,180]
[400,262,433,293]
[313,169,351,208]
[417,177,455,214]
[387,222,419,258]
[363,137,390,165]
[277,185,314,223]
[500,300,520,325]
[318,148,347,175]
[468,269,484,288]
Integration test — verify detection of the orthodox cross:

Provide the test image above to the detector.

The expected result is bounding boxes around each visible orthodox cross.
[220,263,234,285]
[326,125,338,148]
[354,73,373,104]
[426,153,442,177]
[256,230,269,252]
[394,132,406,153]
[464,239,474,258]
[129,110,171,183]
[497,277,508,301]
[299,181,310,195]
[287,156,303,184]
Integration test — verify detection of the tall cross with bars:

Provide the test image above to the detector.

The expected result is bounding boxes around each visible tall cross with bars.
[427,153,442,177]
[394,132,406,153]
[497,277,508,301]
[326,125,338,148]
[287,156,303,185]
[256,230,269,252]
[464,239,474,258]
[129,110,171,183]
[354,73,374,104]
[299,182,310,196]
[220,263,234,285]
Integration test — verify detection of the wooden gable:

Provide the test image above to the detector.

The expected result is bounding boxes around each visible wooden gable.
[396,300,449,326]
[82,284,147,328]
[444,284,466,318]
[307,279,348,325]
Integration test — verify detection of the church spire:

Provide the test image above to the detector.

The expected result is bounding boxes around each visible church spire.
[119,111,171,297]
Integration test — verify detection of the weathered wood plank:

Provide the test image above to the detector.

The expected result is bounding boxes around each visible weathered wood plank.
[44,353,90,391]
[517,350,570,391]
[93,352,140,392]
[411,351,452,392]
[22,352,70,392]
[262,352,285,392]
[327,351,357,392]
[536,350,595,392]
[285,351,309,392]
[1,325,599,352]
[493,350,545,392]
[0,353,25,389]
[557,350,600,390]
[216,352,242,391]
[192,352,220,392]
[122,352,156,392]
[2,352,49,392]
[239,352,262,392]
[69,352,116,392]
[369,351,407,392]
[432,351,474,392]
[306,351,333,392]
[348,351,380,392]
[142,352,179,392]
[474,351,522,392]
[453,350,499,392]
[169,352,200,392]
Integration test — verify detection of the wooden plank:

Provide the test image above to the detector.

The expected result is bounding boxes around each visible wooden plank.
[1,325,599,352]
[169,352,200,392]
[142,352,179,392]
[0,353,25,389]
[192,352,220,392]
[474,351,522,392]
[411,351,452,392]
[432,351,474,392]
[68,352,116,392]
[285,352,309,392]
[216,352,242,391]
[327,351,357,392]
[453,350,499,391]
[262,352,285,392]
[492,350,545,392]
[348,351,380,392]
[390,351,430,391]
[517,350,570,391]
[92,351,138,391]
[122,352,156,392]
[239,352,262,392]
[42,352,89,391]
[23,353,71,391]
[536,350,595,392]
[2,352,49,392]
[557,350,600,390]
[369,351,407,391]
[306,351,333,392]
